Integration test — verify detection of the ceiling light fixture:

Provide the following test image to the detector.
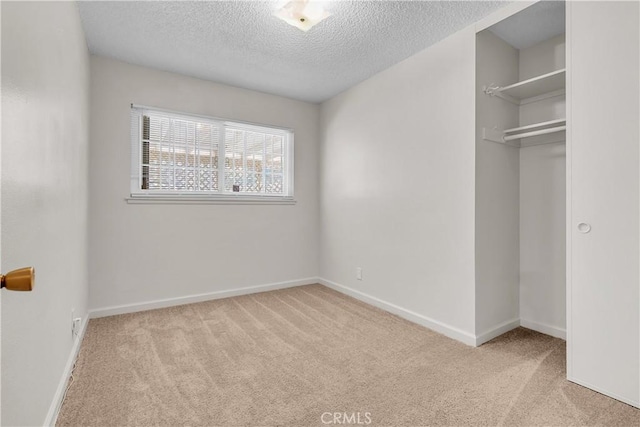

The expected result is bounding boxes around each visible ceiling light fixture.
[273,0,331,32]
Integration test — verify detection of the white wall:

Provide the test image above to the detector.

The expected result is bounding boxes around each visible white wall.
[519,143,565,333]
[88,56,320,311]
[519,35,566,336]
[1,2,90,425]
[320,27,477,340]
[474,30,520,338]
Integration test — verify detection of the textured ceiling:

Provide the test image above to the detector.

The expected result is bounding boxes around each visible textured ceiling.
[489,1,565,49]
[78,1,510,103]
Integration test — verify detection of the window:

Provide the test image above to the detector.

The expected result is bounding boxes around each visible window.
[129,105,294,203]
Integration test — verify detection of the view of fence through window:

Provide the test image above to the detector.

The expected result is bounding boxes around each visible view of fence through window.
[140,113,286,195]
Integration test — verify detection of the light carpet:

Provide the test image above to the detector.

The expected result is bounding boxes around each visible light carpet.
[57,284,640,426]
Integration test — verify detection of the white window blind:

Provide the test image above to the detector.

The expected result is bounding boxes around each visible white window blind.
[130,105,294,202]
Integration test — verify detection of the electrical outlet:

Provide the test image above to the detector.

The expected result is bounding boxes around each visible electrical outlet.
[71,308,81,338]
[356,267,363,281]
[71,309,76,336]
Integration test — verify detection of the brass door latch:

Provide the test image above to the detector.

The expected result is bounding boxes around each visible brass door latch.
[1,267,34,291]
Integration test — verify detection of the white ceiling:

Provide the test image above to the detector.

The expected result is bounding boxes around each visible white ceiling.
[78,1,511,103]
[489,1,565,49]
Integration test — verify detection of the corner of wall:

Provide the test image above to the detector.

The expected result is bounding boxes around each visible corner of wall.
[318,278,477,347]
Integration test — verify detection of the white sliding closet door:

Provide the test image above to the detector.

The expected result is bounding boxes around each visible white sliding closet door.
[567,1,640,407]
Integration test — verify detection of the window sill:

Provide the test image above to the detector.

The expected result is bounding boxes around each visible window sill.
[126,195,296,205]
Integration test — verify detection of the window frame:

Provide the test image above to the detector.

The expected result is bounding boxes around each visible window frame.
[128,104,295,204]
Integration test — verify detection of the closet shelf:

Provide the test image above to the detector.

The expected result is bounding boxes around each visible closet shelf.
[484,69,566,105]
[504,118,566,134]
[483,118,566,147]
[504,125,566,142]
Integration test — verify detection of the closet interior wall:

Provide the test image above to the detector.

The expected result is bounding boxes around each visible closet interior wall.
[475,13,566,340]
[519,35,566,337]
[475,31,520,338]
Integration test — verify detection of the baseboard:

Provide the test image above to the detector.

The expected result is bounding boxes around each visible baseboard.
[318,278,477,346]
[475,318,521,346]
[520,318,566,340]
[44,314,89,426]
[89,277,320,318]
[568,375,640,409]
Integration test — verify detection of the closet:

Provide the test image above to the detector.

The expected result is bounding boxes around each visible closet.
[475,1,566,340]
[475,0,640,408]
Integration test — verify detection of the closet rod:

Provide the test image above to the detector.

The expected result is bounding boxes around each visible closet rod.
[503,125,566,142]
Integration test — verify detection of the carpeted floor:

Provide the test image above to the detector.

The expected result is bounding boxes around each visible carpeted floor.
[57,284,640,426]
